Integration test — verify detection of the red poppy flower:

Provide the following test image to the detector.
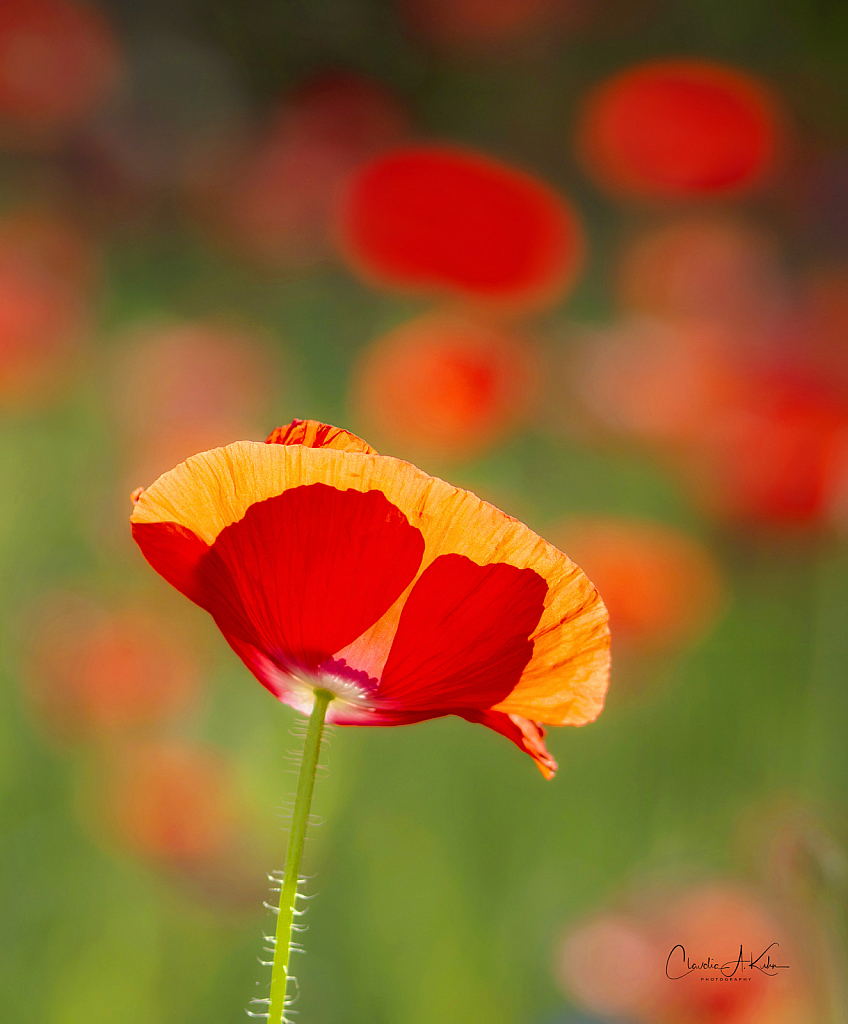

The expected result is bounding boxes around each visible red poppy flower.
[577,59,783,199]
[337,144,583,310]
[105,740,238,864]
[24,597,201,743]
[685,369,848,529]
[223,71,409,266]
[131,419,610,777]
[350,312,541,460]
[556,883,810,1024]
[0,227,88,405]
[549,517,724,653]
[113,321,279,485]
[0,0,119,136]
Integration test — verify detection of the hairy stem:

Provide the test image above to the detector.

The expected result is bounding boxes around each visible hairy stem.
[267,688,333,1024]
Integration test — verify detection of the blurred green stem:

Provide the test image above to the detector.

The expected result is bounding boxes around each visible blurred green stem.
[267,688,333,1024]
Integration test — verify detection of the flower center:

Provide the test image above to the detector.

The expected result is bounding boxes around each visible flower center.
[285,668,375,718]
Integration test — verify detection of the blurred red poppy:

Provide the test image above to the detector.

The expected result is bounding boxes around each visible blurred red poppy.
[113,322,280,484]
[224,71,409,266]
[575,313,848,531]
[616,216,787,336]
[24,597,201,743]
[795,267,848,389]
[654,885,811,1023]
[685,367,848,530]
[577,59,783,200]
[350,312,541,460]
[131,419,610,777]
[337,144,583,310]
[555,912,660,1018]
[556,882,813,1024]
[549,517,724,652]
[0,0,119,142]
[575,316,743,446]
[104,741,238,864]
[0,213,91,406]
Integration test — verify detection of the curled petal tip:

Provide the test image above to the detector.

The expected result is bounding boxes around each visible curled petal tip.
[509,715,559,779]
[464,710,560,778]
[265,419,378,455]
[130,486,145,506]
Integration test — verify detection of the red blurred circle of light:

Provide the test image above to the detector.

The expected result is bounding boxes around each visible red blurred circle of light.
[551,517,724,651]
[576,317,744,446]
[0,0,119,129]
[687,370,848,530]
[24,599,201,742]
[106,741,237,864]
[351,313,541,459]
[577,59,783,199]
[0,219,90,405]
[113,321,280,484]
[337,144,583,309]
[226,71,409,266]
[555,913,662,1017]
[617,216,786,332]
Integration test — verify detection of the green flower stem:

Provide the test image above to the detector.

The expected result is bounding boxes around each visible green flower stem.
[267,687,334,1024]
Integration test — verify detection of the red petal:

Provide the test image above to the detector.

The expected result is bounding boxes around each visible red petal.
[190,483,423,672]
[265,418,378,454]
[377,553,547,711]
[132,521,210,606]
[460,709,558,778]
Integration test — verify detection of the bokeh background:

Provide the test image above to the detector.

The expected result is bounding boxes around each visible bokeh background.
[2,0,847,1022]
